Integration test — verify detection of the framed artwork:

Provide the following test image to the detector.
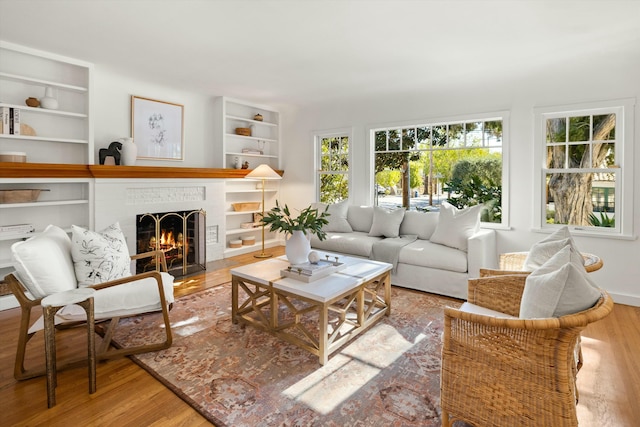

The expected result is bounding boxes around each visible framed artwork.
[131,96,184,160]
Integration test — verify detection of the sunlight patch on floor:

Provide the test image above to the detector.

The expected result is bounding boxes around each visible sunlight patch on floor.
[172,316,206,336]
[282,324,426,414]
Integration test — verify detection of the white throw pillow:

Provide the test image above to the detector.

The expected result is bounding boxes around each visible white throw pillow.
[520,245,601,318]
[523,226,585,270]
[430,202,483,251]
[71,222,132,287]
[312,200,353,233]
[347,205,374,232]
[11,224,77,299]
[368,206,405,238]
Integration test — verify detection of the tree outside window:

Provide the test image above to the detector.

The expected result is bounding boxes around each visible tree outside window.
[317,134,349,203]
[372,117,505,224]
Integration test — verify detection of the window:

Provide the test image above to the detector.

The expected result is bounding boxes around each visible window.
[533,99,634,237]
[371,112,508,226]
[316,130,350,203]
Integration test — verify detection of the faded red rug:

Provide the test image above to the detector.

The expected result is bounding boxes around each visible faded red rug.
[113,283,462,426]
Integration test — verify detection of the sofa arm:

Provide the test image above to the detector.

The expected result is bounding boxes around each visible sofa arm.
[467,228,498,278]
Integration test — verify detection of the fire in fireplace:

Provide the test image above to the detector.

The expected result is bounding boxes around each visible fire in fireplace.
[136,209,206,277]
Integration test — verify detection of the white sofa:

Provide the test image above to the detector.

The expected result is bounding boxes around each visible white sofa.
[309,204,498,299]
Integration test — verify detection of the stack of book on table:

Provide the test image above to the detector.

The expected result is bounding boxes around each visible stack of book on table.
[280,258,346,283]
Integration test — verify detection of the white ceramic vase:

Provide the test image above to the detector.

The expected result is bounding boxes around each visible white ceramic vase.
[40,86,58,110]
[285,230,311,265]
[119,137,137,166]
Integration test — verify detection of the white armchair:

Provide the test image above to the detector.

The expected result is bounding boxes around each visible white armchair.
[5,224,174,380]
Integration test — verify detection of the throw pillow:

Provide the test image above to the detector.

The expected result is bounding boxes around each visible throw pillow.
[368,206,405,238]
[71,222,132,287]
[11,224,77,299]
[430,201,483,251]
[312,200,353,233]
[523,226,585,270]
[519,245,601,318]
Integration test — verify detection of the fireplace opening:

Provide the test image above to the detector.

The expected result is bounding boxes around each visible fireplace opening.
[136,209,206,277]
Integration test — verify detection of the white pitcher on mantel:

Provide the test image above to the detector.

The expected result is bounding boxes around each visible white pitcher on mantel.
[285,230,311,265]
[119,137,137,166]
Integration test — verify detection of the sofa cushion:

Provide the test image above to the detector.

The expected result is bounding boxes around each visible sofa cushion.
[312,200,353,233]
[11,224,77,299]
[399,210,439,240]
[520,245,601,318]
[310,231,382,258]
[368,206,405,238]
[430,202,483,251]
[347,205,374,233]
[398,239,468,273]
[523,226,585,270]
[71,222,132,287]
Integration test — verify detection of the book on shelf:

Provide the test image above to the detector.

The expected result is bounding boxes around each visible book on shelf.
[241,148,263,155]
[0,224,35,233]
[1,106,9,134]
[11,108,20,135]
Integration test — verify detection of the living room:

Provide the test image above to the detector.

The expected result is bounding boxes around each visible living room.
[1,1,639,426]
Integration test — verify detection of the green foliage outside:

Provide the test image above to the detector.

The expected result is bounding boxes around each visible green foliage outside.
[444,157,502,223]
[588,212,615,227]
[319,136,349,204]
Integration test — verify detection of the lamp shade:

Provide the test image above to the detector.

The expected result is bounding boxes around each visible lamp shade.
[244,164,282,180]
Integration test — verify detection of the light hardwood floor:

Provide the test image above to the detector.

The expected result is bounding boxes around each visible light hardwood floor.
[1,246,638,426]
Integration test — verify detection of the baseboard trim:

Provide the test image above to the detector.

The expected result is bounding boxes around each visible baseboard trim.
[609,292,640,307]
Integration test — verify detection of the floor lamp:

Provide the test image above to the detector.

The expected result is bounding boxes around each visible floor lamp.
[244,164,282,258]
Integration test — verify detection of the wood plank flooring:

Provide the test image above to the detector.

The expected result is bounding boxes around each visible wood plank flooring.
[1,245,638,426]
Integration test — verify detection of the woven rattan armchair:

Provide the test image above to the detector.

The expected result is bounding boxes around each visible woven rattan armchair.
[440,271,613,427]
[496,251,603,273]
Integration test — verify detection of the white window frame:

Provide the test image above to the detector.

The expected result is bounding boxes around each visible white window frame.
[368,111,510,229]
[533,98,635,239]
[314,128,352,203]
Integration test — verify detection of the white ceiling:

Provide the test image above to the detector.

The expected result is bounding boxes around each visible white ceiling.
[1,0,639,107]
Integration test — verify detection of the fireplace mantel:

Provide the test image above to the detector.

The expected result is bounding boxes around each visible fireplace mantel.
[0,162,284,179]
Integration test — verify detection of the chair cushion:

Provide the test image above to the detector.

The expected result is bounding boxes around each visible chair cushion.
[430,202,483,251]
[368,206,405,238]
[458,302,517,319]
[523,226,585,270]
[520,245,601,318]
[11,224,77,299]
[312,200,353,233]
[71,222,132,287]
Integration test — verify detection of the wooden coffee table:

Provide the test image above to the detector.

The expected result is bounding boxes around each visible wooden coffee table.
[231,252,392,365]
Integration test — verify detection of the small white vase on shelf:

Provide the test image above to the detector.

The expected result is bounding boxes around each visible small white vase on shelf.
[285,230,311,265]
[119,137,137,165]
[40,86,58,110]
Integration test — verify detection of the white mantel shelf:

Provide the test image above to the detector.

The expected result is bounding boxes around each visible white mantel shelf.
[0,162,284,179]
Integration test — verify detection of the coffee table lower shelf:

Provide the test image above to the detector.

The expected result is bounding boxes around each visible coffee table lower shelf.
[231,258,391,365]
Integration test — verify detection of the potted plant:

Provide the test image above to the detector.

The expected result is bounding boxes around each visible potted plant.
[261,201,330,264]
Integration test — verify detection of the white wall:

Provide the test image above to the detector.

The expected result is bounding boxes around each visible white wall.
[278,61,640,306]
[93,66,216,167]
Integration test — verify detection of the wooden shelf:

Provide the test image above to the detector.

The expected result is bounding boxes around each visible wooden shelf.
[0,162,284,179]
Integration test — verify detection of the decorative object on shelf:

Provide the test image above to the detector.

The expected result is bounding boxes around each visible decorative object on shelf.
[0,151,27,162]
[253,113,263,121]
[25,97,40,107]
[229,239,242,248]
[235,127,251,136]
[241,161,249,169]
[244,164,283,258]
[241,235,255,246]
[233,156,240,169]
[232,202,261,212]
[0,188,49,204]
[131,95,184,161]
[98,141,122,165]
[261,200,330,264]
[119,137,137,166]
[20,123,36,136]
[40,86,59,110]
[242,148,263,155]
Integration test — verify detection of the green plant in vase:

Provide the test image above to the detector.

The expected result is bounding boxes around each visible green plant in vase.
[261,201,331,241]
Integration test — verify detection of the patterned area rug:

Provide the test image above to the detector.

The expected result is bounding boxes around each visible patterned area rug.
[113,283,462,426]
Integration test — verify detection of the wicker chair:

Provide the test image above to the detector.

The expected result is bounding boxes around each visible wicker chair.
[497,251,603,273]
[440,271,613,427]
